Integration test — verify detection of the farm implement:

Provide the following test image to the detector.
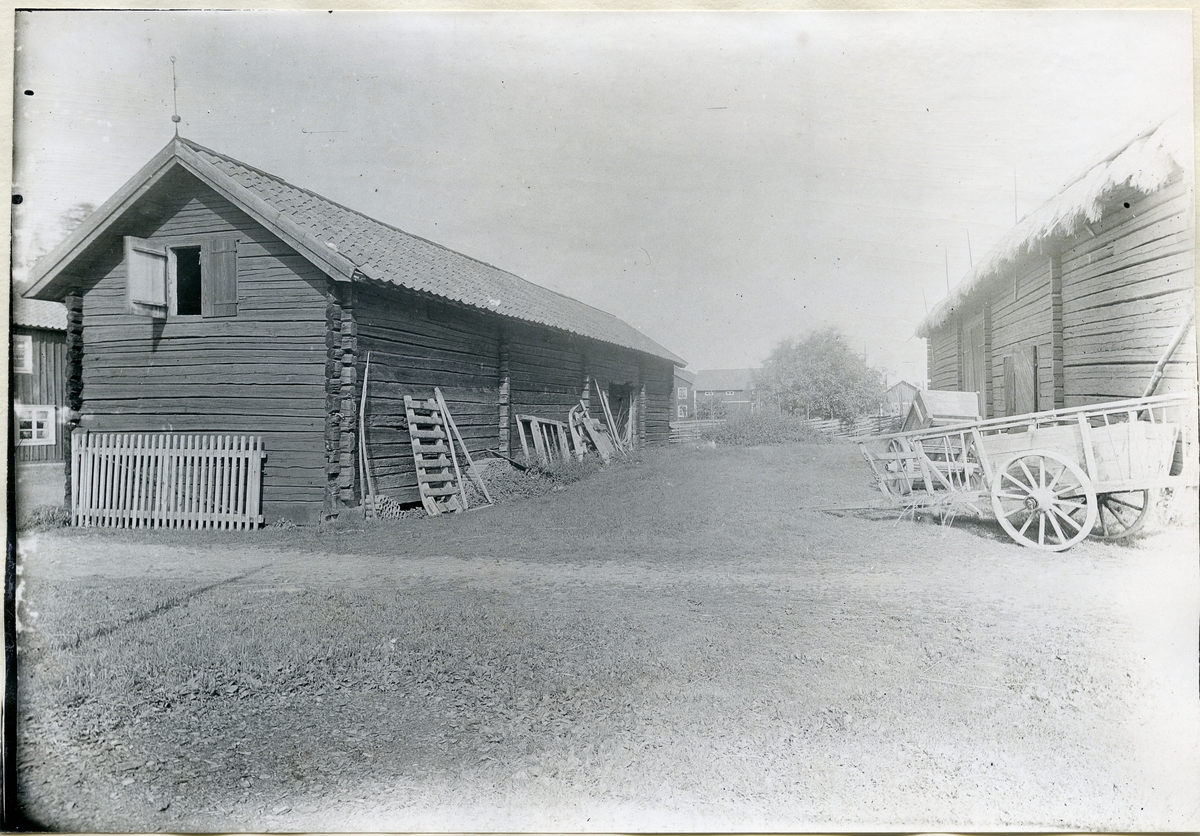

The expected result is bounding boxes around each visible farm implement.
[824,393,1197,551]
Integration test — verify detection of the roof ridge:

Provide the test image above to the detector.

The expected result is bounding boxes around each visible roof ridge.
[181,138,651,334]
[177,138,680,362]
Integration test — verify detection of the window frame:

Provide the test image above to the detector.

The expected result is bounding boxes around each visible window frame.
[125,233,240,320]
[677,405,687,419]
[14,404,56,447]
[12,335,33,374]
[677,386,687,400]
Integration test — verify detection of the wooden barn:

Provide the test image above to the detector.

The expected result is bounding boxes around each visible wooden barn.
[10,297,70,508]
[24,137,683,525]
[917,117,1195,417]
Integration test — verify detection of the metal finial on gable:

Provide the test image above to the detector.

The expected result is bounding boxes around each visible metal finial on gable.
[170,56,181,136]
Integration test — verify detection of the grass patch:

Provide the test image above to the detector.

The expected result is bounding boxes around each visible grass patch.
[18,504,70,533]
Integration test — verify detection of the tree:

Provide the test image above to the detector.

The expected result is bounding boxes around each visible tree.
[755,327,885,422]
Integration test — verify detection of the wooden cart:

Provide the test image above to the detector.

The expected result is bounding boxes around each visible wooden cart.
[853,393,1197,551]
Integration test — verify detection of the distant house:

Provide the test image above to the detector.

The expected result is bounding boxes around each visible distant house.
[917,118,1195,417]
[883,380,919,417]
[693,368,757,418]
[10,296,69,508]
[24,137,683,524]
[671,368,696,420]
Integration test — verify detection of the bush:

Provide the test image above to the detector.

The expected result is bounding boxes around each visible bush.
[698,413,832,446]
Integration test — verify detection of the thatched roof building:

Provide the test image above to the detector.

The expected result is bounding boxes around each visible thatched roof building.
[917,117,1194,416]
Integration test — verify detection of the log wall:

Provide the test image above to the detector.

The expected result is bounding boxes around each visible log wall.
[73,179,330,524]
[355,286,502,506]
[355,287,673,505]
[927,324,958,390]
[1059,179,1196,404]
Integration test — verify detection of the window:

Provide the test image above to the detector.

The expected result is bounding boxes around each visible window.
[677,387,687,400]
[14,405,55,446]
[704,391,712,396]
[12,335,32,374]
[726,391,736,396]
[677,405,687,418]
[125,235,239,319]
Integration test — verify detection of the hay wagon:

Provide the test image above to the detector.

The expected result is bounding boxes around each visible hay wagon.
[853,393,1197,551]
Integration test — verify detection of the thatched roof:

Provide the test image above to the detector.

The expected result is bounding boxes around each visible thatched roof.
[916,116,1192,338]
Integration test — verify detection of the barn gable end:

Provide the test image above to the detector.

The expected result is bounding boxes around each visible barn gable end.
[71,173,331,523]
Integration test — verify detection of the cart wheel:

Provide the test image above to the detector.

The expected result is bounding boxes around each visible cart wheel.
[990,450,1097,551]
[1093,490,1153,541]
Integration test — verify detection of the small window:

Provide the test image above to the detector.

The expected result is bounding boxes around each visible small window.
[726,391,735,396]
[677,405,687,418]
[125,235,238,319]
[677,387,687,400]
[704,391,712,396]
[12,335,32,374]
[14,404,55,446]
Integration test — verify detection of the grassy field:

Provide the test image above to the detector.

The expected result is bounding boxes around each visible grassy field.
[14,441,1200,831]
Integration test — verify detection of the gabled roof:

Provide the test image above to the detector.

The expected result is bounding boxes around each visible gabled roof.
[886,380,919,396]
[26,137,683,364]
[694,368,756,392]
[916,116,1192,338]
[674,367,697,385]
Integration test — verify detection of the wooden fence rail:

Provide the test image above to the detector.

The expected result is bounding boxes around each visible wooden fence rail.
[71,431,265,530]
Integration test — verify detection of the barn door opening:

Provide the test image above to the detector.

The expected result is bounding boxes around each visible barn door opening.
[607,383,635,446]
[1003,345,1038,416]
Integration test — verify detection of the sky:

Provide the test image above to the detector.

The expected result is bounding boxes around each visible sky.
[9,10,1193,383]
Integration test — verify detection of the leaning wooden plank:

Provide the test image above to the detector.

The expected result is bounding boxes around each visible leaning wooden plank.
[436,392,468,510]
[577,412,614,464]
[435,387,492,505]
[360,351,376,517]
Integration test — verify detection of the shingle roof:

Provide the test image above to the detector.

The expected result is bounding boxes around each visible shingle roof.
[11,296,66,331]
[25,137,682,364]
[183,140,681,363]
[917,116,1191,337]
[694,368,756,392]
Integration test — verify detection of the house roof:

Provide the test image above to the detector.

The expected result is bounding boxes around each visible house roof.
[916,116,1192,338]
[10,296,66,331]
[674,368,697,385]
[25,137,683,365]
[694,368,756,392]
[886,380,919,396]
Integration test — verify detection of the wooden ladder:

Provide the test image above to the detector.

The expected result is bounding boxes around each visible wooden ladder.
[403,395,464,515]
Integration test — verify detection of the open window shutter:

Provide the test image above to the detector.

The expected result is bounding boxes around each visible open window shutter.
[202,237,238,318]
[124,236,168,318]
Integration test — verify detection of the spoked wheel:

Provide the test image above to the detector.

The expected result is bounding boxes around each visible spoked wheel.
[990,450,1097,551]
[1093,490,1153,541]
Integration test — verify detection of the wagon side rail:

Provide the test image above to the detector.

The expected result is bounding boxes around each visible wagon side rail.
[860,392,1195,448]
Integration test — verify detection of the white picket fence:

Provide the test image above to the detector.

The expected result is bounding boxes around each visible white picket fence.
[71,431,264,530]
